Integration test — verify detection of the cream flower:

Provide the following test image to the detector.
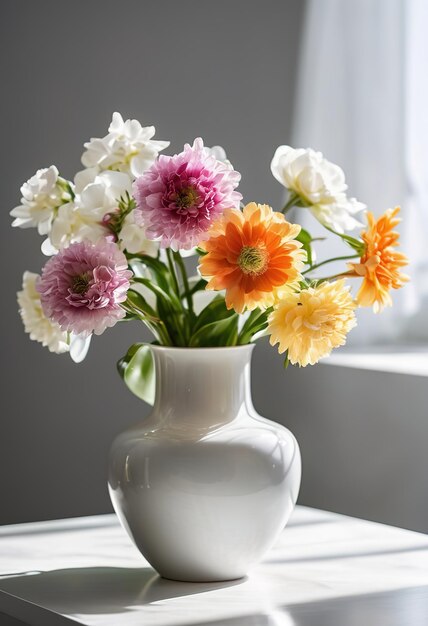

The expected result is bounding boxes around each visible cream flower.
[10,166,71,235]
[43,170,131,254]
[270,146,365,233]
[17,271,69,353]
[206,145,233,168]
[81,112,169,178]
[118,211,158,256]
[309,194,365,233]
[43,202,107,254]
[268,279,357,366]
[17,271,92,362]
[76,169,132,224]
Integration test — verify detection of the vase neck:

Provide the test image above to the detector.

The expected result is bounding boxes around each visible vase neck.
[150,345,255,429]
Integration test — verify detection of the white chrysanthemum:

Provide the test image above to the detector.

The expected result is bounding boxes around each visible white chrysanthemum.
[271,146,365,233]
[17,271,69,353]
[10,166,71,235]
[118,211,158,256]
[81,112,170,178]
[43,170,131,254]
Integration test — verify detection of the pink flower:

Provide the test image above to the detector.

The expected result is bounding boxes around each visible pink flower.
[37,240,132,337]
[133,138,242,250]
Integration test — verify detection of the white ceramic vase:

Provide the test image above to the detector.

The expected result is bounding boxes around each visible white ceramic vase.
[108,344,301,582]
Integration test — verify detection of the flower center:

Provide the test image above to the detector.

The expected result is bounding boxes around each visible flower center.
[238,246,268,275]
[72,272,91,295]
[175,185,199,209]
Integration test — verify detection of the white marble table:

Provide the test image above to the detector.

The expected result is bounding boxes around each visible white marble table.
[0,506,427,626]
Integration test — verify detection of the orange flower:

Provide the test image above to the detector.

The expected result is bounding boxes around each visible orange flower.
[198,202,305,313]
[348,207,409,313]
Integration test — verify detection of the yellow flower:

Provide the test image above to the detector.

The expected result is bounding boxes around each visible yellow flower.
[268,280,357,367]
[198,203,305,313]
[348,207,409,313]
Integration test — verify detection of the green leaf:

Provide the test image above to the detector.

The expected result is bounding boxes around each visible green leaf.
[117,343,155,405]
[186,277,208,297]
[323,226,365,255]
[244,320,269,343]
[132,278,188,345]
[296,228,314,266]
[341,235,365,255]
[192,296,235,334]
[133,256,177,300]
[126,289,158,319]
[238,308,270,344]
[132,277,182,312]
[189,313,239,347]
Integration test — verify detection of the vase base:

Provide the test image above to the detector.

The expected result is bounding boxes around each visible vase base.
[158,571,248,584]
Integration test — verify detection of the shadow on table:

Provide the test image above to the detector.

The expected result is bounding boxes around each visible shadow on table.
[0,566,245,615]
[283,586,428,626]
[178,586,428,626]
[1,570,428,625]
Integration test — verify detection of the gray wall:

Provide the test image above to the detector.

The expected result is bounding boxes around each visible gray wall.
[253,342,428,534]
[3,1,426,536]
[0,0,305,525]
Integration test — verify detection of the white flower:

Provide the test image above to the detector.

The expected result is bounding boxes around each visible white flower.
[43,201,107,254]
[10,166,70,235]
[271,146,365,233]
[77,169,132,222]
[17,271,69,353]
[81,112,170,178]
[43,169,131,254]
[119,211,158,256]
[310,194,365,233]
[69,334,92,363]
[17,271,92,362]
[271,146,346,203]
[207,145,233,169]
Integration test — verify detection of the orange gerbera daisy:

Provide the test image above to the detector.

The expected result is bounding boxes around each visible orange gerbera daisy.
[348,207,409,313]
[198,202,305,313]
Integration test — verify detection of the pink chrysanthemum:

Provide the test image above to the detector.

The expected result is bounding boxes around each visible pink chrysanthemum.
[37,240,132,337]
[133,138,242,250]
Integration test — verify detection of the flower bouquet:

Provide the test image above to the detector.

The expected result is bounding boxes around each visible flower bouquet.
[11,113,409,581]
[12,113,408,382]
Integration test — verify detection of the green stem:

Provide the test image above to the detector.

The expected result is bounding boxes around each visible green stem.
[312,271,354,283]
[166,249,180,296]
[186,278,207,297]
[281,192,300,215]
[302,254,360,275]
[238,307,272,344]
[323,225,366,255]
[122,302,172,345]
[174,251,194,318]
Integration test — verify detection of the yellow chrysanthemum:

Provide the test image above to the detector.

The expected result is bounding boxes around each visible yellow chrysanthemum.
[268,279,357,367]
[348,207,409,313]
[198,203,305,313]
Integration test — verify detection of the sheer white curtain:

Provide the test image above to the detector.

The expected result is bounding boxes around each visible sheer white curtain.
[292,0,428,344]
